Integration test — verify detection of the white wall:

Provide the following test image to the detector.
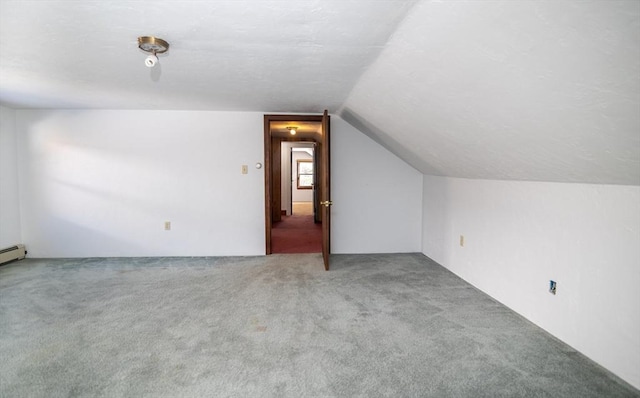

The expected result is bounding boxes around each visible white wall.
[14,110,421,257]
[422,175,640,389]
[291,151,313,202]
[280,142,293,216]
[332,117,422,253]
[16,110,266,257]
[0,106,22,247]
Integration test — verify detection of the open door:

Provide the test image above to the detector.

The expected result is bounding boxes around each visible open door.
[313,142,321,223]
[320,110,331,270]
[264,112,330,269]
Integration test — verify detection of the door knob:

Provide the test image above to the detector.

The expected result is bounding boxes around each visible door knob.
[320,200,333,207]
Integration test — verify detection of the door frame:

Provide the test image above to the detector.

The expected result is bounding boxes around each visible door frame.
[264,114,325,255]
[320,110,331,270]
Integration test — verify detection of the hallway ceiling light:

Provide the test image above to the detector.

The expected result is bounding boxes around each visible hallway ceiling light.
[137,36,169,68]
[287,126,298,135]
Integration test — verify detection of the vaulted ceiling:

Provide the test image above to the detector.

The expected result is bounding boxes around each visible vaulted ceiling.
[341,1,640,185]
[1,0,638,185]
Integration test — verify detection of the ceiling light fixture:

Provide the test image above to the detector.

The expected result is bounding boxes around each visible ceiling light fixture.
[137,36,170,68]
[287,127,298,135]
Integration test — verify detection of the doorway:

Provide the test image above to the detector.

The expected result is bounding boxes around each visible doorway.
[281,142,316,217]
[263,112,331,269]
[272,142,321,253]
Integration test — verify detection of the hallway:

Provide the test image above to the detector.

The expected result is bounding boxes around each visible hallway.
[271,202,321,253]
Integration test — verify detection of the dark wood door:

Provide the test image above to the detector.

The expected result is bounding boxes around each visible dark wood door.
[271,137,282,222]
[320,110,331,270]
[313,142,321,223]
[263,113,329,262]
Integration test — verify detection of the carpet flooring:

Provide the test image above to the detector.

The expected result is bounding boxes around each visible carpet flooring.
[0,253,638,397]
[271,213,322,254]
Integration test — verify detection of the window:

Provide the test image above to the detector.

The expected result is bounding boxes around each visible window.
[297,159,313,189]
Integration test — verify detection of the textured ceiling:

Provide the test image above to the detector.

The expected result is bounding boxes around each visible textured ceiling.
[1,0,638,185]
[341,0,640,185]
[0,0,417,112]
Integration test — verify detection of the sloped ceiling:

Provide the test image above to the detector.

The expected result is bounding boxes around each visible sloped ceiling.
[341,0,640,185]
[0,0,638,185]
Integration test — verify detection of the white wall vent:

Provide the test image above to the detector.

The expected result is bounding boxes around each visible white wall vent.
[0,244,26,265]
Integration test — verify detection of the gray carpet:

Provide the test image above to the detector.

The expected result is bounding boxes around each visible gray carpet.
[0,253,637,397]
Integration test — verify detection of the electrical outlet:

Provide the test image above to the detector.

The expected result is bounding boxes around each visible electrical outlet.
[460,235,464,247]
[549,280,556,295]
[241,165,248,174]
[164,221,171,231]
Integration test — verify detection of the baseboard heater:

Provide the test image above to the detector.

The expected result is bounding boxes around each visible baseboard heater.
[0,244,26,265]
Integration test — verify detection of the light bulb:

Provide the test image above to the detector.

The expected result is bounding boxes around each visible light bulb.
[289,128,297,135]
[145,54,158,68]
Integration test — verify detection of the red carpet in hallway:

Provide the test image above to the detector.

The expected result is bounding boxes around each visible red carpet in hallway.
[271,214,322,253]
